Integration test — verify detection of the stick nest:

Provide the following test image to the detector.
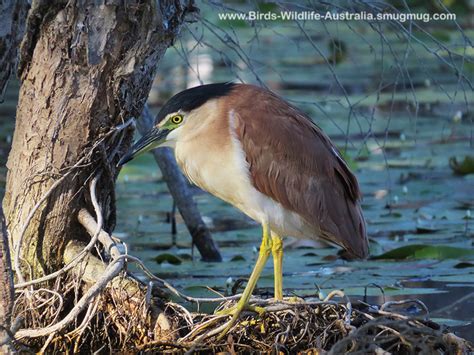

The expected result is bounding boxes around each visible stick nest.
[13,277,473,353]
[143,297,473,354]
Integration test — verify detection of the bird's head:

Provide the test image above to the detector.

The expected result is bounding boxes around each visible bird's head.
[117,82,236,166]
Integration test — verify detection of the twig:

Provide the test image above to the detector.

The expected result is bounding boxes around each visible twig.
[119,252,245,303]
[77,209,121,260]
[380,299,429,316]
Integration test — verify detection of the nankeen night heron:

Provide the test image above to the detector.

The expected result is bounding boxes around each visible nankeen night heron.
[118,82,369,333]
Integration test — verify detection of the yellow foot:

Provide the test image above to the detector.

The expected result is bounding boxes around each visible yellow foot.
[285,296,304,303]
[215,303,265,316]
[215,302,265,340]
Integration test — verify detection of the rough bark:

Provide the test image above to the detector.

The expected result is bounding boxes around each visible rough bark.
[139,105,222,261]
[0,0,28,98]
[0,207,15,354]
[3,0,189,280]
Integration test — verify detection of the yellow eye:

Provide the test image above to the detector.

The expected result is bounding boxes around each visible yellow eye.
[170,115,183,125]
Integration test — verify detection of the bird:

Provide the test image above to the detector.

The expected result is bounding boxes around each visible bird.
[118,82,369,335]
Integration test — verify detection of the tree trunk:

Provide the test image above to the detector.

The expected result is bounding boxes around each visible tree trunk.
[139,105,222,261]
[3,0,189,280]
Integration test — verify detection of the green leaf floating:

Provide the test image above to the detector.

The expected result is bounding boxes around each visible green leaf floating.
[154,253,182,265]
[449,156,474,175]
[230,255,246,262]
[373,244,474,260]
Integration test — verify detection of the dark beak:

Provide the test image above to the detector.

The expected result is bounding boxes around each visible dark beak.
[117,128,170,166]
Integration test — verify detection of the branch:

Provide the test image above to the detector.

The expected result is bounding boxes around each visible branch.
[78,209,121,260]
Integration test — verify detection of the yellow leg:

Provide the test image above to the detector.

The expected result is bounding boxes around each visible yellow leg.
[271,231,284,300]
[217,222,272,339]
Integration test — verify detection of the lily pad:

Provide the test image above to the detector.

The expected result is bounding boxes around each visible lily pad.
[230,255,246,262]
[154,253,182,265]
[449,156,474,175]
[454,262,474,269]
[373,245,474,260]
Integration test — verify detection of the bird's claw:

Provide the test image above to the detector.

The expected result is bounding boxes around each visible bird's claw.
[215,303,265,316]
[286,295,304,303]
[215,302,266,340]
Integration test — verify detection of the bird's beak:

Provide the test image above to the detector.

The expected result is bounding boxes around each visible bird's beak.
[117,128,170,166]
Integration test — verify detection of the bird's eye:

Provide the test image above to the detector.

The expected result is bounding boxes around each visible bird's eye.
[170,115,183,125]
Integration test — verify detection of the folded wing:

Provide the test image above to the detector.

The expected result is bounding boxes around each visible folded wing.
[229,85,368,258]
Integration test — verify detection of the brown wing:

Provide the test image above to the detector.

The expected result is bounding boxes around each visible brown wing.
[227,85,368,259]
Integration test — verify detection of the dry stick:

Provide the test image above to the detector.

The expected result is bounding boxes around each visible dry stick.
[76,209,193,299]
[190,320,231,344]
[14,175,122,339]
[70,221,240,304]
[39,333,55,354]
[179,315,229,343]
[23,288,64,324]
[123,253,246,304]
[380,299,429,316]
[66,298,99,338]
[77,208,209,303]
[78,209,121,260]
[324,290,352,325]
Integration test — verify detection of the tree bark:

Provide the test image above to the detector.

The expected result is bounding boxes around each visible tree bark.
[3,0,189,280]
[139,105,222,261]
